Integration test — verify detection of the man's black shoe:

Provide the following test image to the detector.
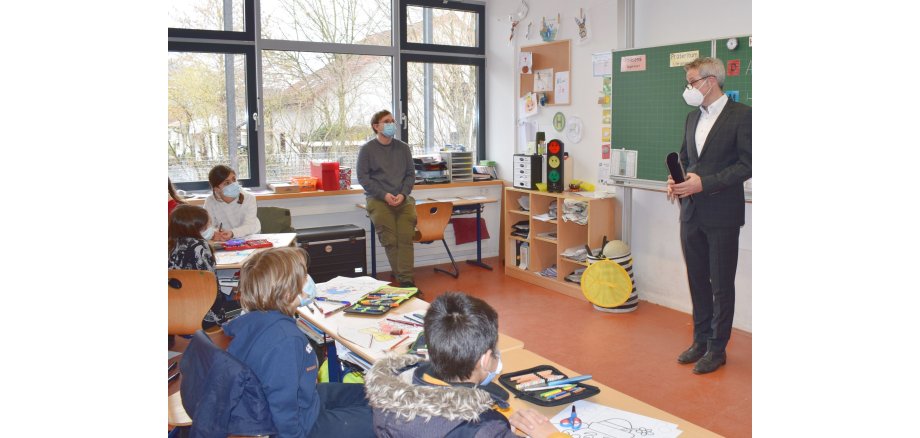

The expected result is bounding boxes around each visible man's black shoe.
[677,343,707,364]
[692,351,727,374]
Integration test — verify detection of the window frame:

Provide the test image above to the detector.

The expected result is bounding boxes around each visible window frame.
[399,0,485,56]
[167,0,487,189]
[400,53,486,161]
[168,41,261,191]
[168,0,255,41]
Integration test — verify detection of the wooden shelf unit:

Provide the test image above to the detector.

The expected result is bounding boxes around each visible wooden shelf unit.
[503,187,616,302]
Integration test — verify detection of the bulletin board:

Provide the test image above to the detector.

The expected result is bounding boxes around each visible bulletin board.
[611,36,753,184]
[519,39,571,106]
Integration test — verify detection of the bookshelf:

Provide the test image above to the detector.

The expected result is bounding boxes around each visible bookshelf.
[503,187,616,302]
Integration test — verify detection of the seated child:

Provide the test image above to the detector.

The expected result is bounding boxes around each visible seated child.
[365,291,566,438]
[203,164,260,241]
[168,204,222,328]
[224,247,374,438]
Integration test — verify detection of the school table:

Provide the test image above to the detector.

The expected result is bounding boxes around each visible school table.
[213,232,297,270]
[295,296,524,380]
[500,348,723,438]
[356,197,498,278]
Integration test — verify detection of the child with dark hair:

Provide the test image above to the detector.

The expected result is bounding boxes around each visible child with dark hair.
[168,204,221,328]
[364,291,566,438]
[224,247,375,438]
[204,164,261,241]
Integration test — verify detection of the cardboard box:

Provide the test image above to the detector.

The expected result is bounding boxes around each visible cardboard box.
[269,182,301,194]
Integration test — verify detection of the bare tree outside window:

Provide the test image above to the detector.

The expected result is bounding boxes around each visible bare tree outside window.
[260,0,393,182]
[168,0,483,186]
[262,50,392,181]
[405,7,480,155]
[168,51,251,183]
[169,0,245,32]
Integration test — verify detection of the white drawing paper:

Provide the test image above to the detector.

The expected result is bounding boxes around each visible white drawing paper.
[519,52,533,74]
[550,400,683,438]
[593,52,613,77]
[534,68,554,92]
[555,71,570,105]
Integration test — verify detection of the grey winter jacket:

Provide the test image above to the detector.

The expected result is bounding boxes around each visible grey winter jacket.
[365,354,516,438]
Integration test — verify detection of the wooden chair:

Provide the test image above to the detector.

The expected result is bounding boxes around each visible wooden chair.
[414,202,459,278]
[169,271,217,435]
[168,270,218,336]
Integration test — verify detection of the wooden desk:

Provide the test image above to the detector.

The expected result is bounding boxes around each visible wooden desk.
[214,233,297,270]
[356,197,498,277]
[297,297,523,365]
[500,348,723,438]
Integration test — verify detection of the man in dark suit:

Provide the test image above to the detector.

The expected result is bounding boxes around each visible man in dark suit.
[668,57,751,375]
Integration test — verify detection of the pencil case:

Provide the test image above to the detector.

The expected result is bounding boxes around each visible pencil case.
[497,365,600,407]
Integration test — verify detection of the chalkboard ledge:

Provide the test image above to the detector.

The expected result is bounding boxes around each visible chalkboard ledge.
[607,179,752,203]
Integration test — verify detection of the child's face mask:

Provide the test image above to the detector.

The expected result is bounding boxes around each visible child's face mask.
[300,275,317,307]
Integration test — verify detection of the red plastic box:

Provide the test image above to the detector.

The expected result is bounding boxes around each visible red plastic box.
[310,161,340,191]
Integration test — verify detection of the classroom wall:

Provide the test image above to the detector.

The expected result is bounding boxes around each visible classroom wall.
[486,0,753,332]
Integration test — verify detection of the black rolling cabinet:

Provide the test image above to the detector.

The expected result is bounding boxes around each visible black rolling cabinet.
[295,225,367,283]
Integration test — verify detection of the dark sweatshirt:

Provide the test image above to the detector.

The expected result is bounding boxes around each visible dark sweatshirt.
[356,137,415,201]
[224,310,320,438]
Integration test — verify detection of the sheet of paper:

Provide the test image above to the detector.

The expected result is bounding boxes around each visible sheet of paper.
[611,149,638,179]
[534,68,554,92]
[550,400,683,438]
[521,93,539,118]
[460,196,487,201]
[554,71,570,104]
[598,161,611,184]
[519,52,533,74]
[593,51,612,77]
[518,120,537,153]
[431,197,461,202]
[215,249,255,265]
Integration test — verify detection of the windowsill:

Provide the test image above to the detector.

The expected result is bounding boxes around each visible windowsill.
[183,179,504,205]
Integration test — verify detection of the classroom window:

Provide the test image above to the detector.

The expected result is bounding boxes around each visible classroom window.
[405,5,479,47]
[403,58,480,155]
[399,0,485,160]
[168,46,259,189]
[168,0,485,189]
[260,0,392,45]
[400,0,484,56]
[168,0,247,32]
[262,50,393,181]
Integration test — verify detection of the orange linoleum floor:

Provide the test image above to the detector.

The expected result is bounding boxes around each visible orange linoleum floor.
[405,257,752,438]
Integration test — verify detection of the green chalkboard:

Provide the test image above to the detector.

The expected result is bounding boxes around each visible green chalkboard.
[611,36,752,183]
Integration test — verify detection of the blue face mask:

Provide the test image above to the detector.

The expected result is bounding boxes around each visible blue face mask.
[222,181,241,198]
[381,122,397,138]
[300,275,317,307]
[201,226,216,240]
[479,354,503,386]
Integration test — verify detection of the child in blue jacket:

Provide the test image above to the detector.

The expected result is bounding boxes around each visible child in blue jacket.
[224,247,374,438]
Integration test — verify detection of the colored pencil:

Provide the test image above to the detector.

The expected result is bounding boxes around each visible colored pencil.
[388,335,411,352]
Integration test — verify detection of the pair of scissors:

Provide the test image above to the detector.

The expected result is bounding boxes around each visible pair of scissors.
[559,405,582,430]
